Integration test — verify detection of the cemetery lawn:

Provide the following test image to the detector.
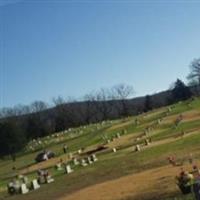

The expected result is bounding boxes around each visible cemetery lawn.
[0,97,200,200]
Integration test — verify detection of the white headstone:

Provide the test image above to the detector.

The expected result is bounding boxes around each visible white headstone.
[107,139,111,144]
[135,145,141,152]
[55,163,63,171]
[68,153,73,159]
[46,176,54,183]
[73,158,79,165]
[65,165,73,174]
[32,179,40,190]
[91,154,98,162]
[87,157,93,164]
[113,148,117,153]
[81,159,88,167]
[116,133,121,138]
[78,149,82,154]
[21,183,29,194]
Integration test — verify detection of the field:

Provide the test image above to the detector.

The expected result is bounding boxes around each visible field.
[1,97,200,200]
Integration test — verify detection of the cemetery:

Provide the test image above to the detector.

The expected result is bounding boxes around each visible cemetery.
[0,97,200,200]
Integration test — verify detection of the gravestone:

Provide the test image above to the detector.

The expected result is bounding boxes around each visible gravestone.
[87,157,93,164]
[13,179,21,193]
[113,148,117,153]
[135,145,141,152]
[78,149,82,154]
[136,137,140,141]
[145,139,150,146]
[55,163,63,171]
[91,154,98,162]
[65,165,73,174]
[7,182,16,195]
[21,183,29,194]
[68,153,73,159]
[81,159,88,167]
[116,133,121,139]
[46,176,54,183]
[107,139,111,144]
[32,179,40,190]
[168,107,172,112]
[73,158,79,165]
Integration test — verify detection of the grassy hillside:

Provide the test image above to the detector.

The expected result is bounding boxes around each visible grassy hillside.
[1,97,200,200]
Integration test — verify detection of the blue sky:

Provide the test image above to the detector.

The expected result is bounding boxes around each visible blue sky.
[0,0,200,108]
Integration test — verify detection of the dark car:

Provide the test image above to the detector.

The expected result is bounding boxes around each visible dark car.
[35,151,55,163]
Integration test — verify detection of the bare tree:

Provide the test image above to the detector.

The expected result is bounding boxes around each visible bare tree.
[30,101,48,113]
[0,107,15,118]
[52,96,66,106]
[95,88,114,120]
[187,58,200,86]
[81,92,98,123]
[112,84,134,116]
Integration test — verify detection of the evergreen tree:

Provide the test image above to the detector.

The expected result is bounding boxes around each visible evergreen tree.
[0,121,27,159]
[171,79,192,102]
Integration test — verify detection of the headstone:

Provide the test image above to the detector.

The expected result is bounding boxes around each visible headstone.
[55,163,63,171]
[116,133,121,139]
[113,148,117,153]
[78,149,82,154]
[46,176,54,183]
[7,182,16,195]
[32,179,40,190]
[13,179,21,193]
[168,107,172,112]
[145,139,150,146]
[65,165,73,174]
[68,153,73,159]
[157,119,161,125]
[81,159,88,167]
[91,154,98,162]
[107,139,111,144]
[135,145,141,152]
[87,157,93,164]
[21,183,29,194]
[136,137,140,141]
[73,158,79,165]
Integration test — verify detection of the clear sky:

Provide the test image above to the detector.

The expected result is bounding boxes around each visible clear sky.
[0,0,200,108]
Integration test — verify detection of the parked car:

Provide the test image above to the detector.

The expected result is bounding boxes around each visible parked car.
[35,151,55,162]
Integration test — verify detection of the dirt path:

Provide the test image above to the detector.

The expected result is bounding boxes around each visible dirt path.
[58,163,191,200]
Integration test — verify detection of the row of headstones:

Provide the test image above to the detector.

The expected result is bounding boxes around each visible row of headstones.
[56,154,98,172]
[27,118,115,152]
[111,140,150,154]
[8,177,44,195]
[8,154,98,195]
[103,130,128,144]
[133,138,152,152]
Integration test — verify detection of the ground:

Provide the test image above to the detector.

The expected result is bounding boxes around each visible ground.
[0,98,200,200]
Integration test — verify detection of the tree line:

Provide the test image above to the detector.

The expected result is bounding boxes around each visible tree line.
[0,58,200,159]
